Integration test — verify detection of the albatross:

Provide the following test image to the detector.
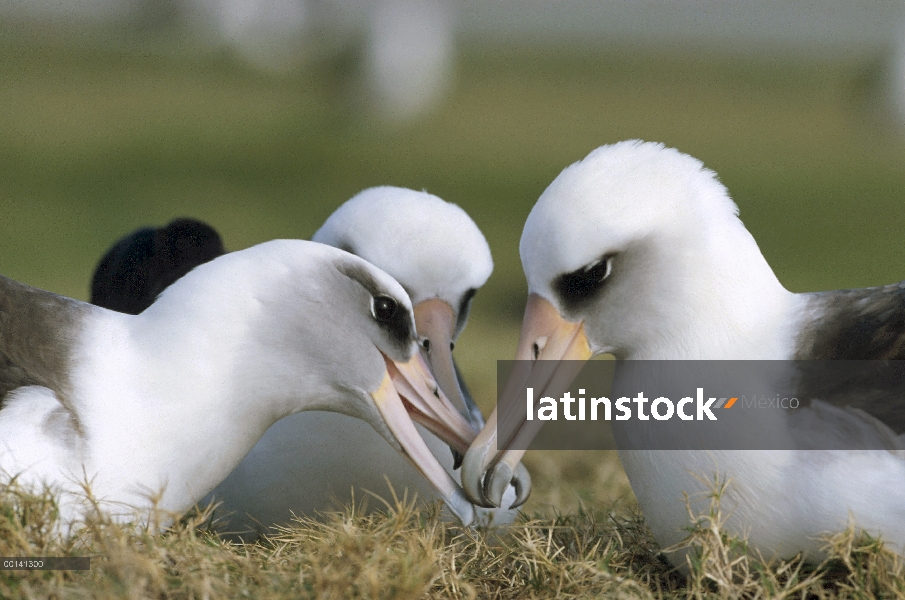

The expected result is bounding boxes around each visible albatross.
[463,140,905,561]
[0,240,479,530]
[88,188,525,534]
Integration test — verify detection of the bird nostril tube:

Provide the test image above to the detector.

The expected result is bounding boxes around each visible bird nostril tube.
[421,338,431,352]
[532,336,548,360]
[449,342,455,351]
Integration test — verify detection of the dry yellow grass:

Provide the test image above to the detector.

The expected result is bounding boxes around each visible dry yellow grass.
[1,477,903,599]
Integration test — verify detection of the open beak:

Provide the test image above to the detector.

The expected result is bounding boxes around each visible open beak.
[414,298,532,510]
[461,294,592,508]
[371,351,480,526]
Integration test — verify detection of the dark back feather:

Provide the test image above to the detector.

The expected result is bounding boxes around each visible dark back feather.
[794,282,905,434]
[797,282,905,360]
[90,219,224,315]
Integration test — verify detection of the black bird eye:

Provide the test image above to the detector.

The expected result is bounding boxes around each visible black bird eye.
[555,255,614,309]
[372,295,398,323]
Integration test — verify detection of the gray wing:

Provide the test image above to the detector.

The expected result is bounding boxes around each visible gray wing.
[796,281,905,360]
[793,281,905,435]
[0,353,41,401]
[0,274,87,410]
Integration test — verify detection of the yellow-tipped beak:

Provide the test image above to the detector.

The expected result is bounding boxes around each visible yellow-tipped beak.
[371,352,479,525]
[462,294,592,508]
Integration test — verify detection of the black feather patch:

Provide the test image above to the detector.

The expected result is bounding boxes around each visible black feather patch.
[91,219,225,315]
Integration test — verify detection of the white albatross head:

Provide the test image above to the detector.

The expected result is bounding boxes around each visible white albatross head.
[313,187,531,509]
[313,187,493,426]
[462,140,796,507]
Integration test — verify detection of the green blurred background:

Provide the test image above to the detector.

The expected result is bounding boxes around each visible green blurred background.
[3,18,905,514]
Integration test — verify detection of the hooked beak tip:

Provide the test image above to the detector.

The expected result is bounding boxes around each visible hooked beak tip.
[451,449,464,470]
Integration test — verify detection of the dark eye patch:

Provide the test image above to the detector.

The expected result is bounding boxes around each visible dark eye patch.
[554,255,614,309]
[454,288,477,335]
[371,295,412,344]
[337,261,415,348]
[459,288,476,318]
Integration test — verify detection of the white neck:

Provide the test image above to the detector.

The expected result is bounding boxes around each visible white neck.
[623,220,802,360]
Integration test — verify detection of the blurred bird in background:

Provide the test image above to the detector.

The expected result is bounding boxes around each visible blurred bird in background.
[91,218,225,315]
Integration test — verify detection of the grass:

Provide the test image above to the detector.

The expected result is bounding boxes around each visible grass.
[2,478,904,599]
[2,25,905,596]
